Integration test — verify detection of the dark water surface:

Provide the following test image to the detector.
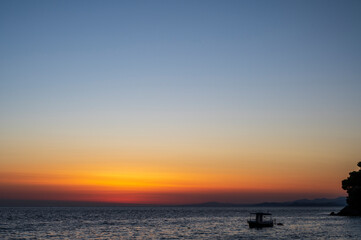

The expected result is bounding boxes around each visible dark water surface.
[1,207,360,239]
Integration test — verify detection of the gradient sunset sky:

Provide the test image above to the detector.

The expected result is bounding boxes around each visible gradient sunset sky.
[1,0,361,204]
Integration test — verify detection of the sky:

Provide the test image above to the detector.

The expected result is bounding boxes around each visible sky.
[1,0,361,204]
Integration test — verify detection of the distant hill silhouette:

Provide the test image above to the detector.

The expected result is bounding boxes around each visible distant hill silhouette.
[253,197,346,207]
[181,197,346,207]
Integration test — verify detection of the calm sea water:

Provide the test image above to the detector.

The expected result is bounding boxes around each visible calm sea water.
[1,207,360,239]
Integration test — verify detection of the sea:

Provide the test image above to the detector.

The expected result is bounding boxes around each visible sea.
[1,207,360,239]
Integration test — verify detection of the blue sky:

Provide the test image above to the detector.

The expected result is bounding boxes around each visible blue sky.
[2,0,360,132]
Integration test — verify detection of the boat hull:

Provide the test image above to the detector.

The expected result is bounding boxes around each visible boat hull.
[247,220,274,228]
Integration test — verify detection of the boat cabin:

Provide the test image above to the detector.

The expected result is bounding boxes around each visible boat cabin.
[247,212,274,228]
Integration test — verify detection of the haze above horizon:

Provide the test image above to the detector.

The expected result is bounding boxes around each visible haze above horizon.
[1,0,361,204]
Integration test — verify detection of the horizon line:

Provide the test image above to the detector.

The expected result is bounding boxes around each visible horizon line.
[0,196,346,207]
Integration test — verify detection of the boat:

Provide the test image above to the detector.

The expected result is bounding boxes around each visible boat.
[247,212,274,228]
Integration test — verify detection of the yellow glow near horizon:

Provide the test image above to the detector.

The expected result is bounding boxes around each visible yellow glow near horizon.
[0,127,355,204]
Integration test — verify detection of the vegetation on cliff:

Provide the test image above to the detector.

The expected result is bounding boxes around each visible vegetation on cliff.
[337,162,361,216]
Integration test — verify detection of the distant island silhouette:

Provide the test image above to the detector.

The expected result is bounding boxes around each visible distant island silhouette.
[180,197,345,207]
[0,197,346,208]
[334,161,361,216]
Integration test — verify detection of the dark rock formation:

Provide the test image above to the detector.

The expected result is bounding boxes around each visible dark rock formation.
[337,162,361,216]
[337,205,361,216]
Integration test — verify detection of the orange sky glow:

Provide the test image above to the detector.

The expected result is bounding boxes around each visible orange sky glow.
[0,136,352,204]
